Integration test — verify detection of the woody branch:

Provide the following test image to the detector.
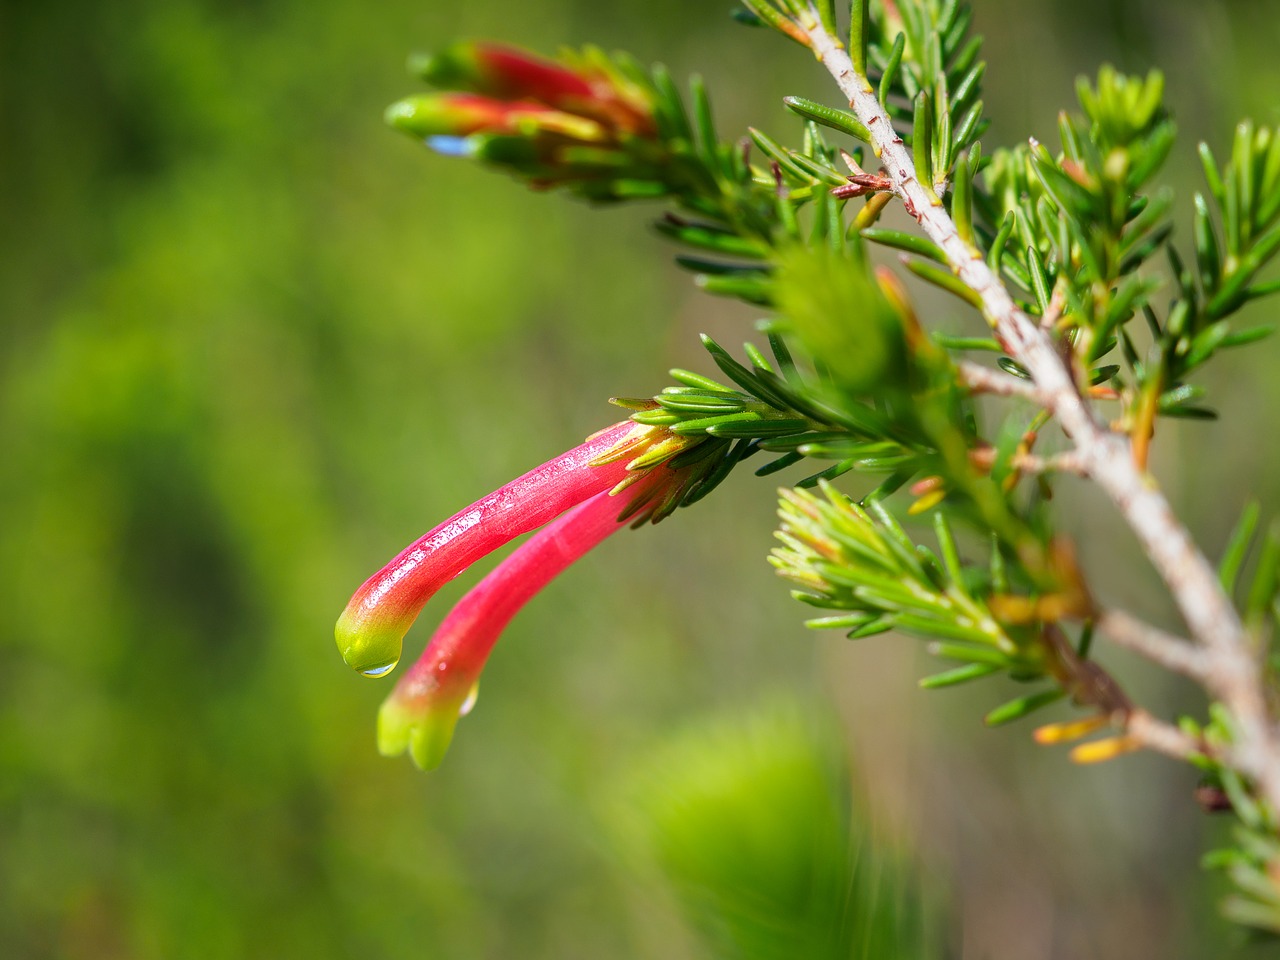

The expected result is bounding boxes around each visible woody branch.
[800,13,1280,809]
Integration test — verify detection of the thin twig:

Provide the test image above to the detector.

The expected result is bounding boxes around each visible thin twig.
[1126,709,1208,763]
[801,20,1280,808]
[1097,609,1211,682]
[956,359,1043,402]
[1014,449,1088,476]
[968,443,1089,477]
[1039,625,1204,764]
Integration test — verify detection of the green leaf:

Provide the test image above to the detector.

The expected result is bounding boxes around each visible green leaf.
[952,100,984,154]
[1199,141,1226,206]
[951,145,976,244]
[981,205,1012,267]
[932,511,967,594]
[1194,192,1222,295]
[785,149,850,186]
[689,74,721,172]
[919,662,1000,688]
[929,641,1011,667]
[782,96,871,142]
[880,32,906,107]
[913,90,936,186]
[1221,501,1262,596]
[773,246,907,395]
[1025,246,1052,315]
[1219,324,1275,348]
[861,228,947,263]
[696,272,775,305]
[749,126,813,182]
[984,689,1065,726]
[756,451,804,476]
[655,218,770,257]
[1246,521,1280,625]
[850,0,869,76]
[934,334,1001,351]
[1031,155,1099,223]
[709,417,811,438]
[905,259,985,309]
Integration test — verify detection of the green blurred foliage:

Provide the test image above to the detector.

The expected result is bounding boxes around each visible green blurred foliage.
[3,0,1280,958]
[613,700,938,960]
[0,3,811,957]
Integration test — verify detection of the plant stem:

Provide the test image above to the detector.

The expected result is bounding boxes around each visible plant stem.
[956,359,1044,402]
[802,19,1280,808]
[1096,609,1210,681]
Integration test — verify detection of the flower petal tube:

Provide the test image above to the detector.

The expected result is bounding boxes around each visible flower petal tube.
[335,421,653,678]
[384,93,609,144]
[377,467,674,770]
[414,42,597,111]
[386,41,663,201]
[412,41,656,137]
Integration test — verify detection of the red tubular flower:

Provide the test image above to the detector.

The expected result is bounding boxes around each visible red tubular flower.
[337,407,730,769]
[335,420,658,678]
[414,41,656,138]
[387,41,665,199]
[384,92,610,143]
[377,466,676,770]
[416,42,596,110]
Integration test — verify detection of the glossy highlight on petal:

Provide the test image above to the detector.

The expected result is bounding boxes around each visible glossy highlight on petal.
[335,420,652,676]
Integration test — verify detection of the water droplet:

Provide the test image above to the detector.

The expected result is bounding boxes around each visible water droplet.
[458,683,480,717]
[360,659,399,678]
[426,135,476,158]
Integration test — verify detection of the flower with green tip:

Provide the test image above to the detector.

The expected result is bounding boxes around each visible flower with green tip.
[335,420,657,679]
[384,93,611,145]
[386,41,670,200]
[412,41,655,137]
[377,463,682,770]
[337,410,734,769]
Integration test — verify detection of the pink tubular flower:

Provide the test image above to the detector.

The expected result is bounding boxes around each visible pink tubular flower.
[384,92,611,143]
[377,466,677,770]
[336,409,729,769]
[386,41,666,200]
[335,420,667,678]
[417,41,598,105]
[412,41,656,138]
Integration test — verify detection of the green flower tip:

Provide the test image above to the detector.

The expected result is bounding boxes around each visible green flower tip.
[377,685,477,771]
[334,608,404,679]
[408,47,474,89]
[384,96,429,135]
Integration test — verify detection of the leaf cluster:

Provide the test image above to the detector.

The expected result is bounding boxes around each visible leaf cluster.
[772,483,1073,726]
[1186,705,1280,933]
[392,2,1280,938]
[978,71,1280,432]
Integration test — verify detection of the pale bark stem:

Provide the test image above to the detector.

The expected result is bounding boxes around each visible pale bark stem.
[1096,609,1210,681]
[1127,709,1207,763]
[956,359,1044,402]
[802,22,1280,807]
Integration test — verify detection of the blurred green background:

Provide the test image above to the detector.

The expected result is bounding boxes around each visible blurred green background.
[4,1,1280,957]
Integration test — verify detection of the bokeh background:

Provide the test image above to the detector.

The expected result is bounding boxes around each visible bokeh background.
[4,1,1280,957]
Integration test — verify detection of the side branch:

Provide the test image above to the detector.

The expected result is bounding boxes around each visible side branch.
[800,20,1280,807]
[956,360,1044,403]
[1097,609,1210,681]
